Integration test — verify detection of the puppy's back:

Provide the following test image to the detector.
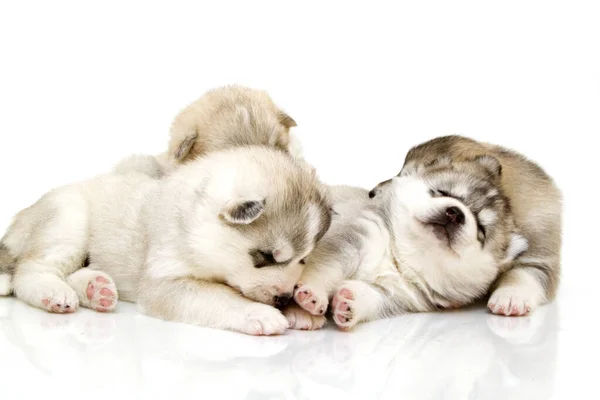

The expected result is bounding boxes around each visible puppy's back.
[167,85,298,165]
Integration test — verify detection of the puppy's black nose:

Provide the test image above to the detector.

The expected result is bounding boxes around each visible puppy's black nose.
[446,207,465,225]
[368,189,377,198]
[274,293,292,309]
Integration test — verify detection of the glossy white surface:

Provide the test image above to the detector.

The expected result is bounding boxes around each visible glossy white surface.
[1,1,599,399]
[0,291,592,400]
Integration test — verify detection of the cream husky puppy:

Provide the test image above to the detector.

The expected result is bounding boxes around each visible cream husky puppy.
[0,146,331,335]
[294,135,560,330]
[154,84,302,174]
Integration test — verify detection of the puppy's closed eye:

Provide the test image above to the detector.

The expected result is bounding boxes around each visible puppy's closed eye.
[430,189,466,202]
[259,251,276,264]
[429,189,451,198]
[251,250,276,268]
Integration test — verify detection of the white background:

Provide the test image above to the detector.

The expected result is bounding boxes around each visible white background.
[0,1,598,399]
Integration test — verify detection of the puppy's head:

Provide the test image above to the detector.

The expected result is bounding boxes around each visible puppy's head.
[195,146,331,308]
[168,85,299,165]
[370,155,527,302]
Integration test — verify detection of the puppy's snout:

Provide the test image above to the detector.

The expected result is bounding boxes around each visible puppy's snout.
[445,207,465,225]
[368,189,378,198]
[273,293,292,309]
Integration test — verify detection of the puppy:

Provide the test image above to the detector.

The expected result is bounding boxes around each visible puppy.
[155,84,302,173]
[394,135,562,316]
[102,85,320,330]
[0,146,331,335]
[294,135,561,330]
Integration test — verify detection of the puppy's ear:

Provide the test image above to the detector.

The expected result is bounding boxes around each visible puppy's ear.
[220,199,266,225]
[278,111,297,128]
[173,132,198,161]
[474,155,502,177]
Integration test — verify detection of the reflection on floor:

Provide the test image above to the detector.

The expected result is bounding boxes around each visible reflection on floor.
[0,297,558,400]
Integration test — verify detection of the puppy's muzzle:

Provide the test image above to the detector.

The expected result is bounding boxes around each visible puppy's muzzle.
[427,206,465,241]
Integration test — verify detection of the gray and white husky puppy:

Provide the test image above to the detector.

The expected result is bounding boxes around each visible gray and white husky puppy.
[294,135,561,330]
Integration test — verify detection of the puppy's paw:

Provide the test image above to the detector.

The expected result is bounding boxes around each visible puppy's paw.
[283,304,326,331]
[84,273,118,312]
[239,303,289,336]
[293,283,328,315]
[14,274,79,313]
[332,284,359,330]
[36,279,79,313]
[488,286,538,316]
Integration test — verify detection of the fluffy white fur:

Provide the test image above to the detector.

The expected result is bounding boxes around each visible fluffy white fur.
[1,146,330,335]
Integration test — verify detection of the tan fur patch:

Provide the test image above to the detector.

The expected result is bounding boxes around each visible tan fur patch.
[167,85,298,165]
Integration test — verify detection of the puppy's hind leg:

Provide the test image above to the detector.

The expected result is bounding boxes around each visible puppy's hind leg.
[489,205,561,316]
[15,262,82,314]
[294,260,347,316]
[487,265,552,316]
[12,190,88,313]
[67,268,118,312]
[294,243,358,316]
[331,279,389,331]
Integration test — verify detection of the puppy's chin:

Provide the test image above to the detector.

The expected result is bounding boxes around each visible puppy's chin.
[412,221,454,253]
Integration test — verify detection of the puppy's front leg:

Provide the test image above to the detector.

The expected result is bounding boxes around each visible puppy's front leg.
[137,278,289,336]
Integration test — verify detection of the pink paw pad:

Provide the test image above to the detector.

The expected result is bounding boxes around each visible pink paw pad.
[86,275,117,312]
[293,284,328,316]
[332,287,355,330]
